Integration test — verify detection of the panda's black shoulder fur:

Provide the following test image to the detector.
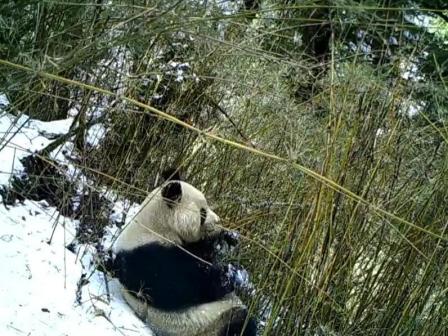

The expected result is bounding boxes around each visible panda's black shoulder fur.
[161,168,182,181]
[114,240,233,311]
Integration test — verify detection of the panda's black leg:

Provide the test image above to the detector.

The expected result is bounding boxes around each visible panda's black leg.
[218,308,257,336]
[241,317,258,336]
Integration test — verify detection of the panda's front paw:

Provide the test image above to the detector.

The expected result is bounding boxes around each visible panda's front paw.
[226,264,251,290]
[210,264,235,296]
[221,230,240,247]
[211,231,240,258]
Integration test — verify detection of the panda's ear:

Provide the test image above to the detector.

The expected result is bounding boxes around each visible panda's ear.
[161,168,182,182]
[161,181,182,207]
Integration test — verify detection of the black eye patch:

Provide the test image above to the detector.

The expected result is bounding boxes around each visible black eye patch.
[200,208,207,226]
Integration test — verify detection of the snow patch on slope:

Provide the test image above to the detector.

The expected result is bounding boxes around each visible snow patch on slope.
[0,111,72,186]
[0,93,152,336]
[0,200,152,336]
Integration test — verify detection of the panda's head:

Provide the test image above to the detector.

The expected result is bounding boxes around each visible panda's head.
[115,173,222,251]
[160,178,221,244]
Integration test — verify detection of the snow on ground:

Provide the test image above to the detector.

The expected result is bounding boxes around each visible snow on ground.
[0,94,153,336]
[0,94,72,186]
[86,123,107,147]
[0,200,152,336]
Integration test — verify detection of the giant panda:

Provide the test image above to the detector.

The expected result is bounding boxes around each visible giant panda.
[112,170,256,336]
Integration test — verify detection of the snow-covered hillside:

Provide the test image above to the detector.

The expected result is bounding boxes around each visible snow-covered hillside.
[0,94,153,336]
[0,200,152,336]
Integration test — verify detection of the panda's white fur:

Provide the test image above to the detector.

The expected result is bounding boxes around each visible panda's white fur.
[122,289,245,335]
[112,177,256,336]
